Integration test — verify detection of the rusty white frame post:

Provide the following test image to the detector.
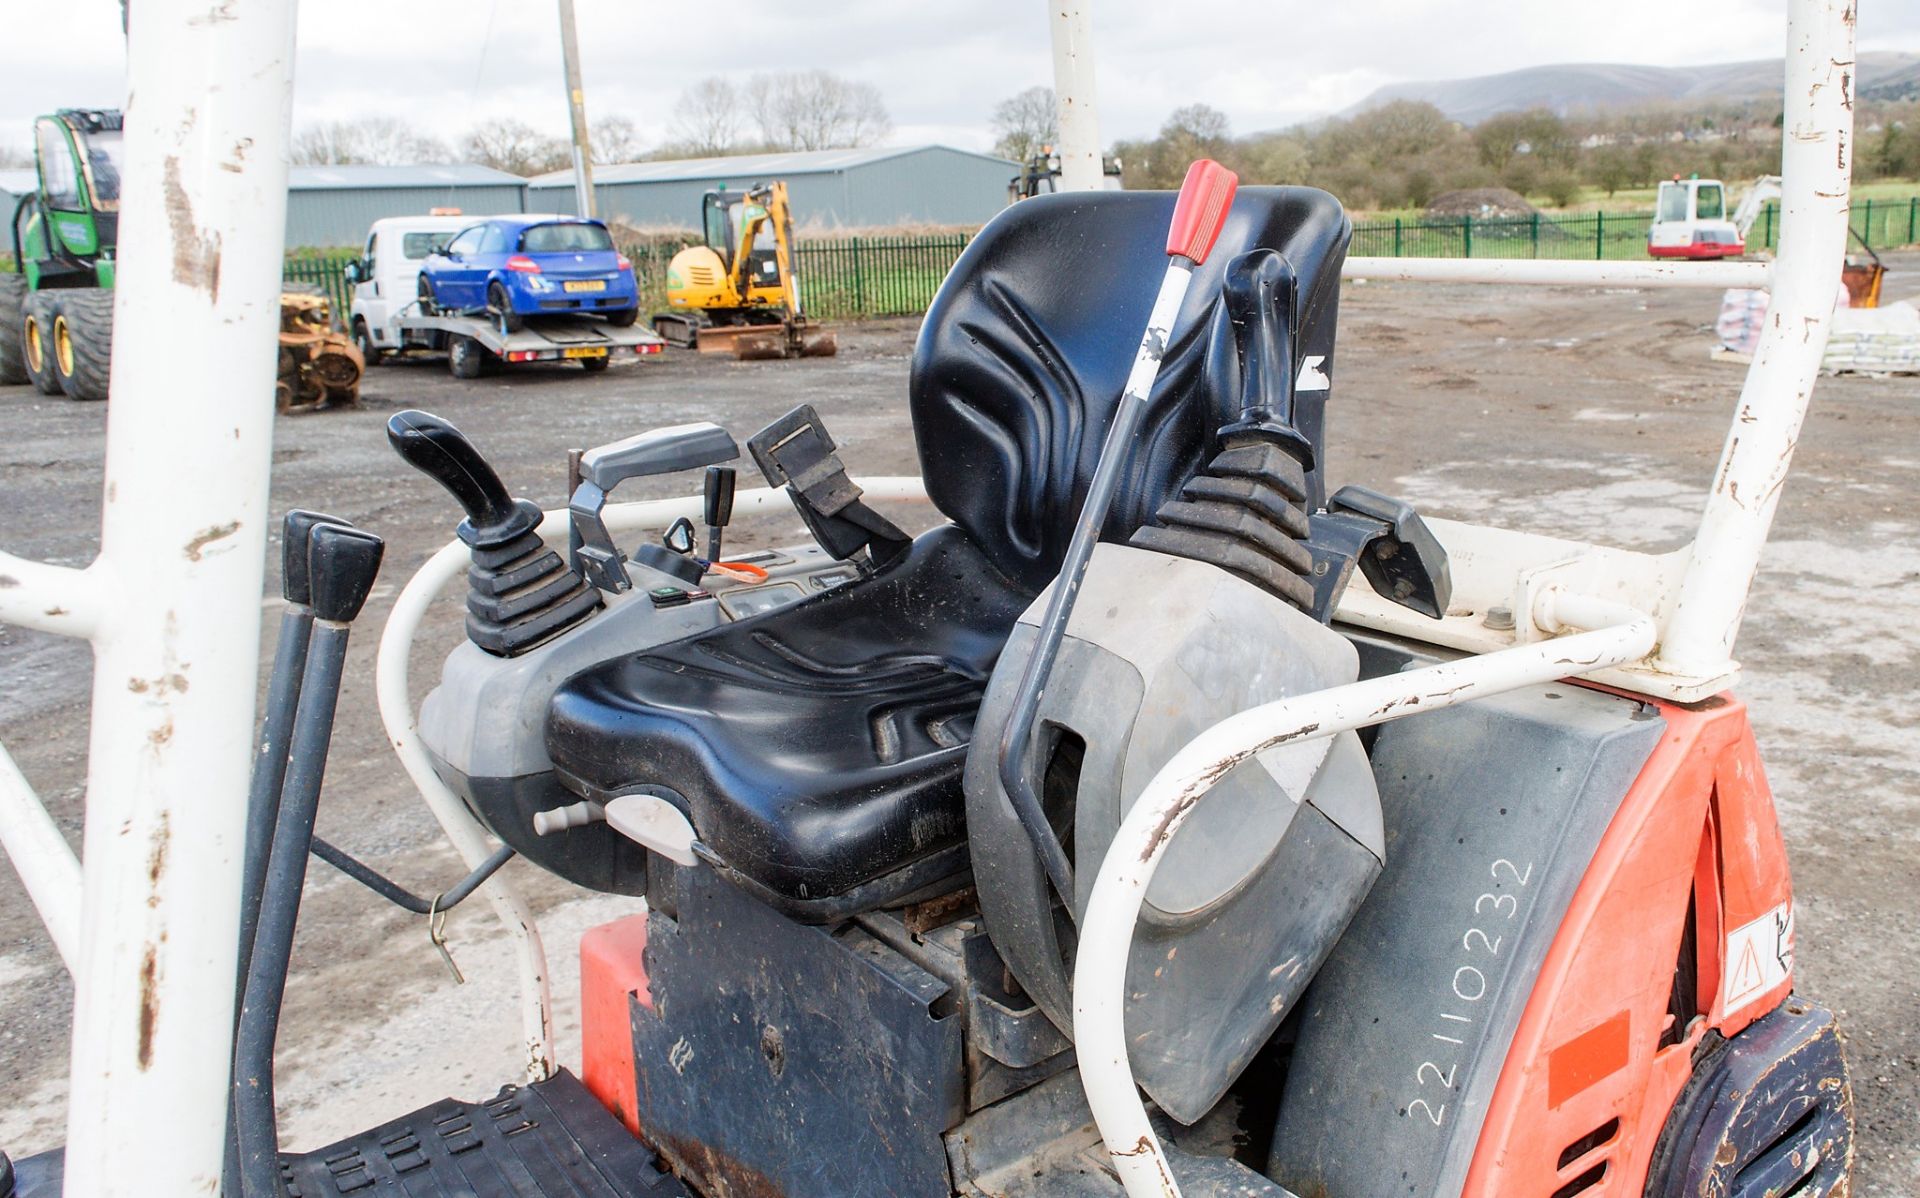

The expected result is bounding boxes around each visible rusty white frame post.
[1662,0,1855,677]
[0,0,298,1192]
[1049,0,1106,191]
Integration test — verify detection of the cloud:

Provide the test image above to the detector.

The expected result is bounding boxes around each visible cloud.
[0,0,1905,160]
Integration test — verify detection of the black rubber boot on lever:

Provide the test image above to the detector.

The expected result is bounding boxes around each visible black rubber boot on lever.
[1130,248,1320,612]
[233,522,386,1198]
[387,410,600,656]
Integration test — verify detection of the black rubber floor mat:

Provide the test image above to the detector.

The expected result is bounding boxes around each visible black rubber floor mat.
[10,1069,691,1198]
[282,1069,691,1197]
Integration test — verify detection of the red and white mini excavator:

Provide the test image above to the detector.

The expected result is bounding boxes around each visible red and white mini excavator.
[0,2,1862,1196]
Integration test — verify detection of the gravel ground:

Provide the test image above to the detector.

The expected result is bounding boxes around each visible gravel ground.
[1,256,1915,1193]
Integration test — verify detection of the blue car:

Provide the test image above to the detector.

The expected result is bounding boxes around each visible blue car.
[418,215,640,332]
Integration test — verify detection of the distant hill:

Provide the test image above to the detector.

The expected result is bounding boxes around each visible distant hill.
[1345,51,1920,125]
[1861,54,1920,102]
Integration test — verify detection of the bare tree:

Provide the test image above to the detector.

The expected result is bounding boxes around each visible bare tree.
[991,86,1057,162]
[1151,104,1234,186]
[462,119,571,176]
[291,117,450,166]
[670,78,744,157]
[746,70,891,152]
[1474,109,1575,174]
[591,114,645,165]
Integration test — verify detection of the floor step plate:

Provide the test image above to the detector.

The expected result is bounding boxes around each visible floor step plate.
[11,1069,690,1198]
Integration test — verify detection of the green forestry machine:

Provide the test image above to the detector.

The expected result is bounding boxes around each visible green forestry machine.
[2,108,123,401]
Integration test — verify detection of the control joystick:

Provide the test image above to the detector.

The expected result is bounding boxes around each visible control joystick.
[703,465,736,563]
[387,410,601,656]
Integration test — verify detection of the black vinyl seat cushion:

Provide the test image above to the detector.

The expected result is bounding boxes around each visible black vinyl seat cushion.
[547,187,1352,918]
[548,526,1034,916]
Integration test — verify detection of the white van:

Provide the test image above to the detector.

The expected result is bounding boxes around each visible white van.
[345,214,478,362]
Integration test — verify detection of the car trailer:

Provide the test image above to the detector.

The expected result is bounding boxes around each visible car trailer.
[0,1,1863,1197]
[391,307,665,379]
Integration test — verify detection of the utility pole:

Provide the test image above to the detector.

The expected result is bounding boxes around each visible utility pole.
[1049,1,1105,192]
[558,0,597,218]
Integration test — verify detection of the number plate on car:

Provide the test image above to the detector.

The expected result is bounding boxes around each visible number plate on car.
[563,347,608,359]
[563,280,607,293]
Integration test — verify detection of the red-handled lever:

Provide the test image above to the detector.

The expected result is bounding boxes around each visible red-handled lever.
[1165,159,1239,264]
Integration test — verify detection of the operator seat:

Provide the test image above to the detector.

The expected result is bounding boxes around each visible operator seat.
[546,188,1353,921]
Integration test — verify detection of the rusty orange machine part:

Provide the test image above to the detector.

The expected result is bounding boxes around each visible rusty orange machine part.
[581,914,653,1137]
[1463,692,1802,1195]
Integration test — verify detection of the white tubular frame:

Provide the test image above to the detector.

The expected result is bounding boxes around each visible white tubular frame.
[1662,0,1854,675]
[1049,1,1106,192]
[0,0,298,1192]
[374,479,934,1065]
[1341,256,1771,289]
[0,744,82,971]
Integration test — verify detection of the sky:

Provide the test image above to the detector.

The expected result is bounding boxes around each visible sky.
[4,0,1917,163]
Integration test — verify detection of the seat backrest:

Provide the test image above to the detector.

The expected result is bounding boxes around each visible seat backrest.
[909,187,1351,593]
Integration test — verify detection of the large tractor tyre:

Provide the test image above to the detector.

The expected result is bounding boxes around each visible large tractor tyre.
[604,305,640,328]
[486,282,524,335]
[0,274,28,386]
[447,336,486,379]
[416,273,438,317]
[21,292,63,396]
[353,319,384,366]
[52,288,114,401]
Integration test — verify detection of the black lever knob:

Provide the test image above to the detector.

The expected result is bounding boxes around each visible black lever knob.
[704,466,736,562]
[281,510,353,608]
[307,524,386,624]
[386,410,536,545]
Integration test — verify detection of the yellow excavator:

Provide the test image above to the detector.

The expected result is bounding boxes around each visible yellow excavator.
[654,181,837,359]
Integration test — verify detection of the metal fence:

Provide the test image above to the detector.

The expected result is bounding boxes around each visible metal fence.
[1351,210,1654,260]
[1747,195,1920,253]
[282,250,356,322]
[284,198,1919,327]
[1352,195,1920,262]
[619,234,975,321]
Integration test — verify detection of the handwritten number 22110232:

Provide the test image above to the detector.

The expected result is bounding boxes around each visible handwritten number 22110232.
[1405,858,1533,1128]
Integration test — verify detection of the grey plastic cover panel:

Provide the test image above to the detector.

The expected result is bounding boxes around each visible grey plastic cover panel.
[1268,650,1664,1198]
[419,586,722,780]
[418,546,841,781]
[966,545,1386,1124]
[1058,545,1375,915]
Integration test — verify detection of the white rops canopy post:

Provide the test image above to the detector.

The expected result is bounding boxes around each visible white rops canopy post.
[1049,1,1107,192]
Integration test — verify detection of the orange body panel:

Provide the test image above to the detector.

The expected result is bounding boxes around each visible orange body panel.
[1462,693,1794,1196]
[580,913,654,1135]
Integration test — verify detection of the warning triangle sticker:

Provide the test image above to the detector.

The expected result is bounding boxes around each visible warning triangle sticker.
[1727,939,1765,1003]
[1723,903,1794,1017]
